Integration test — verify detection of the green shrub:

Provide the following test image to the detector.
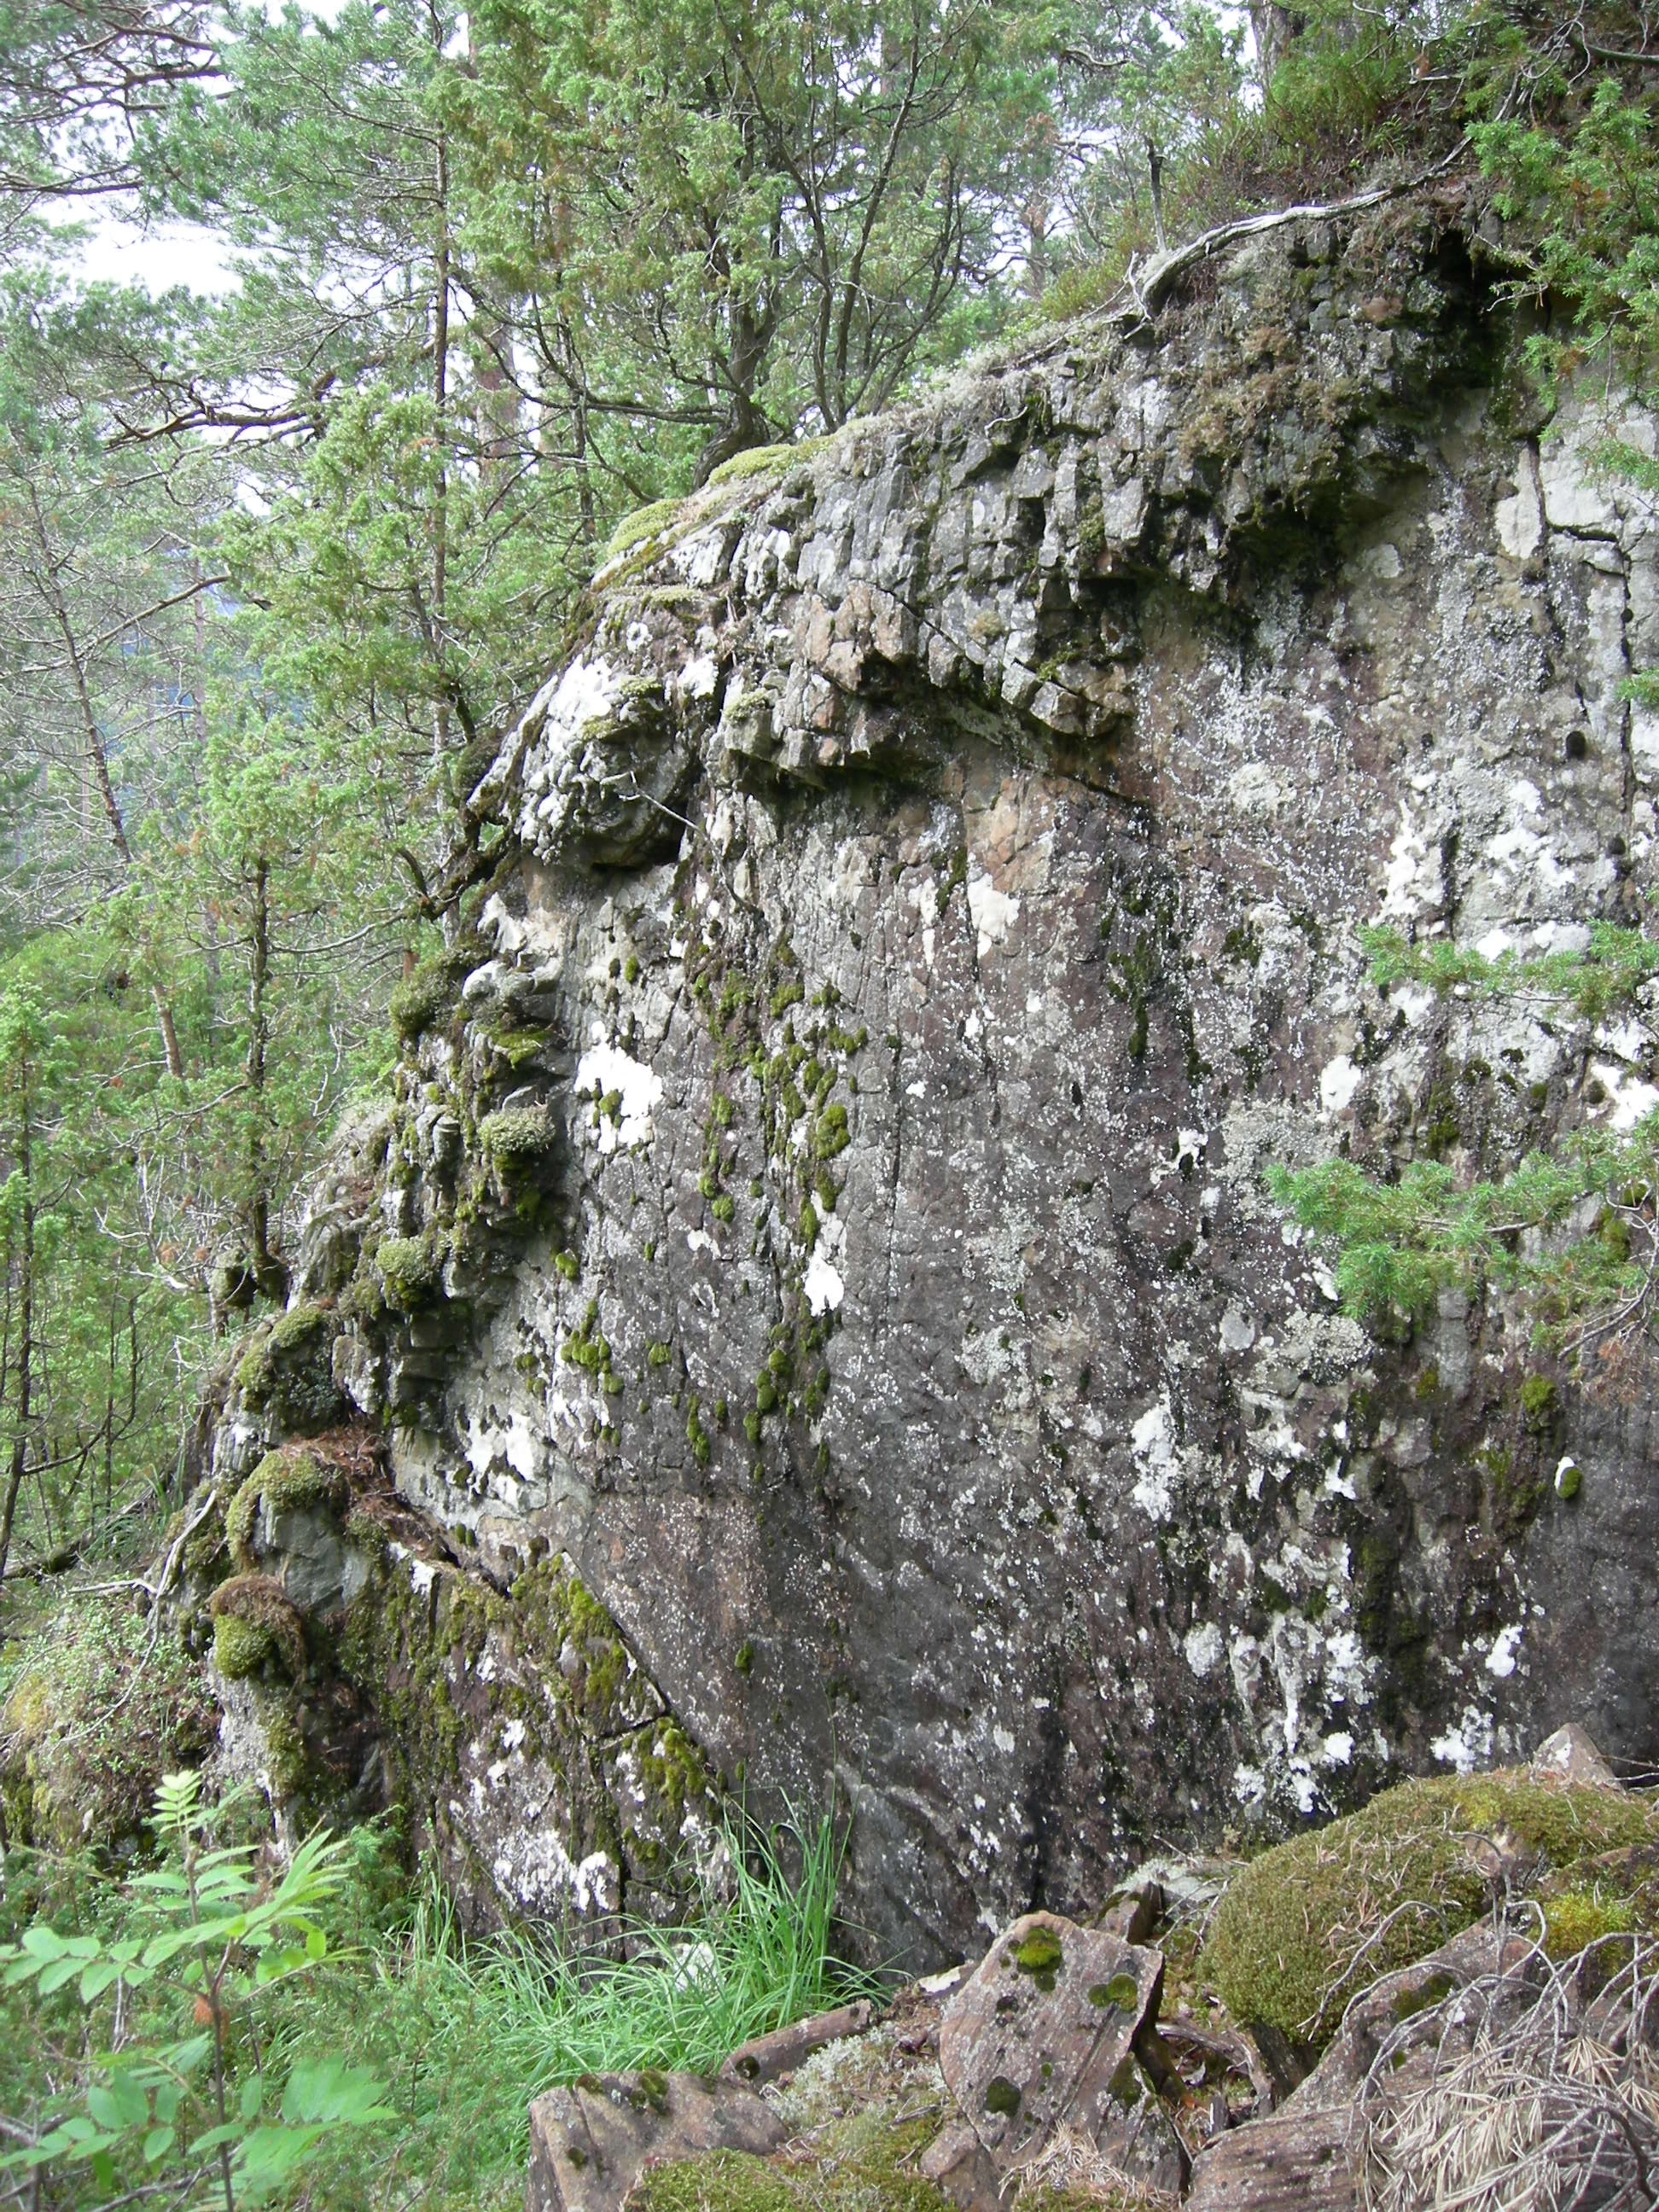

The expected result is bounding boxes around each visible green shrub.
[0,1773,391,2209]
[1202,1773,1659,2048]
[0,1598,217,1853]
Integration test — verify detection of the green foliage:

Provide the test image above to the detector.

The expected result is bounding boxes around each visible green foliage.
[0,1598,217,1853]
[0,1771,392,2208]
[1274,917,1659,1363]
[1363,923,1659,1027]
[1202,1773,1659,2048]
[286,1810,874,2208]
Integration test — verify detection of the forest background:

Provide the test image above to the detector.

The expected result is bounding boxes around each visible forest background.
[1,0,1658,2205]
[0,0,1653,1586]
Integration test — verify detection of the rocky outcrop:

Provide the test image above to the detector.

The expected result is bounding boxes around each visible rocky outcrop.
[188,187,1659,1964]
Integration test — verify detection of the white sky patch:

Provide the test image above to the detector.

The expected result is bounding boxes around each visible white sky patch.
[575,1037,663,1152]
[57,213,242,298]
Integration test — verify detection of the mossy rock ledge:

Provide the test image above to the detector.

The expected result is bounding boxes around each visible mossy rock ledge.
[1202,1767,1659,2058]
[183,192,1659,1965]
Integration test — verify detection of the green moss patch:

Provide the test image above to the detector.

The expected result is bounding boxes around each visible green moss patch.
[375,1230,446,1312]
[210,1573,308,1679]
[634,2115,950,2212]
[479,1105,556,1165]
[1202,1772,1659,2048]
[224,1430,382,1573]
[705,435,830,488]
[390,959,458,1044]
[604,498,688,562]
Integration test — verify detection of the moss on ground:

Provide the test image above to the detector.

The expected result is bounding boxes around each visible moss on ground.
[1202,1771,1659,2047]
[636,2115,951,2212]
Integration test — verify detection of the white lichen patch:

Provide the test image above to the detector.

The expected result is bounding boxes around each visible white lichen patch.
[1430,1703,1496,1774]
[1184,1621,1225,1678]
[574,1034,665,1151]
[966,859,1020,958]
[1130,1395,1177,1521]
[804,1248,845,1315]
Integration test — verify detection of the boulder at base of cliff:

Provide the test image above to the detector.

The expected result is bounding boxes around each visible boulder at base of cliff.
[527,2071,787,2212]
[939,1911,1188,2196]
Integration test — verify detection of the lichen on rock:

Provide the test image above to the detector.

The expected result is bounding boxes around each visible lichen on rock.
[180,194,1659,1967]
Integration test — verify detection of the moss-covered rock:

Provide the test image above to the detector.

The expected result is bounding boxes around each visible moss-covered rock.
[227,1442,342,1572]
[390,954,463,1044]
[1202,1772,1659,2050]
[375,1230,447,1312]
[232,1301,342,1431]
[210,1574,308,1680]
[478,1105,556,1165]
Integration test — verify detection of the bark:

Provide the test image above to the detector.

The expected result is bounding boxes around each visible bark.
[0,1068,35,1591]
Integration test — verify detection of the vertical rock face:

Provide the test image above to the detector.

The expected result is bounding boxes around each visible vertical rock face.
[195,200,1659,1966]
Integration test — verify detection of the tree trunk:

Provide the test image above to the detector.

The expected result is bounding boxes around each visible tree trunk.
[244,856,282,1300]
[0,1067,36,1591]
[1249,2,1305,85]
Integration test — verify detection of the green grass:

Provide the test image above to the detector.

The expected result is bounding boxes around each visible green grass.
[0,1805,872,2210]
[275,1810,880,2209]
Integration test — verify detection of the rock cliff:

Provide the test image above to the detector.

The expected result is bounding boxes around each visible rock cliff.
[183,189,1659,1967]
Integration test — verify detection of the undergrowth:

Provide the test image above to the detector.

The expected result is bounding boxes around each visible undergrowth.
[0,1797,875,2211]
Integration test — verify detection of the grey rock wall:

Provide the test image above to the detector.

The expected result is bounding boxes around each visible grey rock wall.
[207,197,1659,1966]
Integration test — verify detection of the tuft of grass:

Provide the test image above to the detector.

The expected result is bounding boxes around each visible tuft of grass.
[296,1811,880,2210]
[1202,1773,1659,2052]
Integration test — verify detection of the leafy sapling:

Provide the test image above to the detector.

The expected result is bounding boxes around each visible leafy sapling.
[0,1771,391,2209]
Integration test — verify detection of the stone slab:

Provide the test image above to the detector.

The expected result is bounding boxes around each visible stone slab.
[938,1910,1180,2188]
[527,2068,787,2212]
[719,1998,876,2084]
